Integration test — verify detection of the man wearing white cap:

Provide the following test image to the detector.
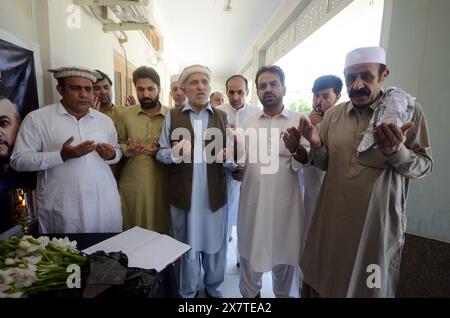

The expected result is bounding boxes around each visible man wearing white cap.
[169,74,186,108]
[298,47,433,297]
[11,66,123,233]
[156,64,232,298]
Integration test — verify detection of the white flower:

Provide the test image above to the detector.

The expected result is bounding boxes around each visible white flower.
[0,269,16,292]
[14,268,38,289]
[4,258,15,266]
[36,236,49,248]
[23,255,42,265]
[0,291,23,298]
[51,237,78,251]
[18,240,32,251]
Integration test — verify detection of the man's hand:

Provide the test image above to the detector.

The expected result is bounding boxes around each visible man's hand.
[282,127,301,153]
[374,122,413,155]
[232,167,245,181]
[95,143,116,160]
[171,139,192,160]
[91,96,101,111]
[298,116,321,148]
[308,112,322,126]
[125,95,137,106]
[141,141,160,156]
[60,137,95,162]
[126,138,145,156]
[216,148,233,162]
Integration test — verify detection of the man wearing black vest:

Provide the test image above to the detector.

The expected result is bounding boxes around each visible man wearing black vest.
[157,64,233,298]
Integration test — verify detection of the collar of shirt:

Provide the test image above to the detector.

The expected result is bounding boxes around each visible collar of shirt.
[258,105,289,119]
[137,103,166,118]
[56,101,95,119]
[182,102,214,114]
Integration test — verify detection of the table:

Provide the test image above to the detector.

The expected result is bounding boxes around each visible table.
[46,232,180,298]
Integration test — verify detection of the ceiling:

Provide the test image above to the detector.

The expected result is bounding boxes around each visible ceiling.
[153,0,287,77]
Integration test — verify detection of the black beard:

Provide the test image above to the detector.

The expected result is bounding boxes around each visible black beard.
[260,94,283,109]
[140,96,159,109]
[0,154,11,166]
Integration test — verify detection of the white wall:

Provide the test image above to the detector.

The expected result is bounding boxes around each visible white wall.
[1,0,175,105]
[382,0,450,242]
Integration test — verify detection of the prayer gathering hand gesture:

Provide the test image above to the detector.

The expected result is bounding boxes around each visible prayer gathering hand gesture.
[298,116,321,148]
[374,122,413,155]
[282,127,301,153]
[171,139,192,160]
[95,143,116,160]
[126,138,145,156]
[141,140,160,156]
[60,136,95,162]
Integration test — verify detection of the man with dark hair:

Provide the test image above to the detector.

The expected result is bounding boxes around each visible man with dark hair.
[310,75,342,120]
[117,66,170,235]
[217,75,259,266]
[238,65,309,298]
[93,70,126,179]
[302,75,342,236]
[11,66,122,234]
[298,46,433,297]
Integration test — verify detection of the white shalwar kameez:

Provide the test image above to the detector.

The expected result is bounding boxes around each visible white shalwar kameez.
[11,103,123,233]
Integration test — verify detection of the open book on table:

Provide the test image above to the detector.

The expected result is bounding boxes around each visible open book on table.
[82,226,191,272]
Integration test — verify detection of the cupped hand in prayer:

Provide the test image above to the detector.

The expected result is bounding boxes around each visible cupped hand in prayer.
[374,122,413,155]
[95,143,116,160]
[60,136,95,161]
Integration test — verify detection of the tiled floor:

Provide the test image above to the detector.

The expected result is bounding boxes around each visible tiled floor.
[197,226,275,298]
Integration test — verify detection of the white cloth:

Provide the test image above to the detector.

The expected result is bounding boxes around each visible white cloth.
[239,257,300,298]
[238,107,309,272]
[10,102,123,233]
[357,87,415,153]
[216,103,260,235]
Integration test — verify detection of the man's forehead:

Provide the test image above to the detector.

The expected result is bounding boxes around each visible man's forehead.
[0,99,18,116]
[258,72,280,83]
[187,73,209,81]
[170,81,182,89]
[136,77,158,87]
[94,79,110,86]
[314,87,335,95]
[65,76,93,85]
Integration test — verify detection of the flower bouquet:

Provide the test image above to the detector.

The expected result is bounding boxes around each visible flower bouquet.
[0,235,86,298]
[1,235,162,298]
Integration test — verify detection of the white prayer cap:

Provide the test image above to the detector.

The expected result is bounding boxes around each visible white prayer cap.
[179,64,211,85]
[344,46,386,69]
[170,74,180,84]
[48,66,101,82]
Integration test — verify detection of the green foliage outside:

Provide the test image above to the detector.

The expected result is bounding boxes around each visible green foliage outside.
[287,99,311,113]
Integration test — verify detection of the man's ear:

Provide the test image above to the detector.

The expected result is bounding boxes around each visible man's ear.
[335,94,341,104]
[56,84,64,96]
[381,68,390,82]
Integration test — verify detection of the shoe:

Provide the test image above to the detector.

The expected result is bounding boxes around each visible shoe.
[254,292,261,298]
[236,262,240,268]
[205,288,223,298]
[194,290,199,298]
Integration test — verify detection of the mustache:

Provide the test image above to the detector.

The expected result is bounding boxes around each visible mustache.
[349,88,370,98]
